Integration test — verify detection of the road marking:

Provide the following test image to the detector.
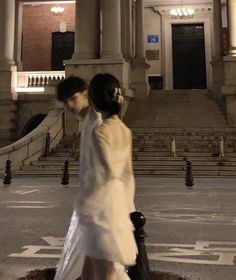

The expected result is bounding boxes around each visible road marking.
[42,237,64,247]
[5,201,55,209]
[147,241,236,266]
[8,238,236,265]
[9,246,61,258]
[10,189,40,195]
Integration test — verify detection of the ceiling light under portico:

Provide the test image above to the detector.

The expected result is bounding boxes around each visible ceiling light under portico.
[170,0,194,19]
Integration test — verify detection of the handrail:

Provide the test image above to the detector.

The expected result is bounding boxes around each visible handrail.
[0,104,65,172]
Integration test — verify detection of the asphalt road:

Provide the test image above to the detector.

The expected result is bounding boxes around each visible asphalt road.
[0,177,236,280]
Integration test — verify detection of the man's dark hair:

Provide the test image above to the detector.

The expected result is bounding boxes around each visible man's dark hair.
[88,73,121,116]
[57,76,88,102]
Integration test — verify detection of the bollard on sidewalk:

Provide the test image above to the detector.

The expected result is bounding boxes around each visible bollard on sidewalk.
[128,211,151,280]
[3,160,12,185]
[61,160,69,185]
[185,160,194,187]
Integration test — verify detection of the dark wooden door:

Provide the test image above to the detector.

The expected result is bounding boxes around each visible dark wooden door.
[51,31,74,70]
[172,24,207,89]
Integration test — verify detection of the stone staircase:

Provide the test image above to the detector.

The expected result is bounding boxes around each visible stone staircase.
[124,90,227,127]
[16,90,236,177]
[16,128,236,177]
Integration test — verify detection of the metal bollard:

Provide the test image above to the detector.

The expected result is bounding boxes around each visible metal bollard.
[128,211,151,280]
[44,133,51,157]
[185,160,194,187]
[3,160,12,185]
[61,160,69,185]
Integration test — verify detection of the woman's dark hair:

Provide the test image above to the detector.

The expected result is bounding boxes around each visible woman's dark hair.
[57,76,87,102]
[88,73,122,116]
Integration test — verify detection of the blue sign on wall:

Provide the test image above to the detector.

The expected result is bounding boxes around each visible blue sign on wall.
[147,35,159,43]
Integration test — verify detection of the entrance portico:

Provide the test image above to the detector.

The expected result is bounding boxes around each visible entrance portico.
[1,0,236,140]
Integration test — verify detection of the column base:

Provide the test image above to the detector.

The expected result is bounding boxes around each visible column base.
[131,57,150,100]
[0,100,18,141]
[0,65,17,100]
[0,66,18,141]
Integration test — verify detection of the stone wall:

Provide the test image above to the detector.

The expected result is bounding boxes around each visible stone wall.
[144,7,162,75]
[22,3,75,71]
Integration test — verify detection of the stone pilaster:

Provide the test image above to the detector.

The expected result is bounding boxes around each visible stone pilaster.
[222,1,236,124]
[0,0,18,141]
[211,0,224,98]
[102,0,122,59]
[15,0,23,71]
[73,0,100,59]
[228,0,236,56]
[0,0,15,69]
[121,0,132,60]
[131,0,149,100]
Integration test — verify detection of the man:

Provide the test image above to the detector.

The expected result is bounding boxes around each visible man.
[55,75,103,280]
[57,76,90,120]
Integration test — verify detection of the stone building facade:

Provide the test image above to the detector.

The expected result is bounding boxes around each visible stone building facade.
[0,0,236,143]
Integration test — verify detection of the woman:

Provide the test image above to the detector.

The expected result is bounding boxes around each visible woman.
[55,73,137,280]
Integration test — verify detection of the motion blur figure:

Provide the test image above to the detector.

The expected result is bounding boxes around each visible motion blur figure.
[54,74,137,280]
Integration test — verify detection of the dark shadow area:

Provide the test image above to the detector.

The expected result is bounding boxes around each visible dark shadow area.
[21,114,47,137]
[18,268,187,280]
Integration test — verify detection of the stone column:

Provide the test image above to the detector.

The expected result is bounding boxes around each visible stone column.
[73,0,100,59]
[0,0,16,68]
[211,0,224,98]
[0,0,17,141]
[102,0,122,59]
[15,0,23,70]
[222,0,236,124]
[213,0,223,57]
[228,0,236,56]
[131,0,149,100]
[135,0,145,58]
[121,0,132,60]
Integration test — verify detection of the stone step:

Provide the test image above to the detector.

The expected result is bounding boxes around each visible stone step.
[133,161,236,166]
[20,165,236,172]
[38,155,236,162]
[132,152,236,157]
[133,156,236,161]
[32,160,236,167]
[132,148,234,153]
[23,157,236,168]
[15,170,236,177]
[133,166,236,171]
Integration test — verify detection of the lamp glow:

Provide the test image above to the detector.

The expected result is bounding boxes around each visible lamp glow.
[51,7,64,15]
[16,87,45,93]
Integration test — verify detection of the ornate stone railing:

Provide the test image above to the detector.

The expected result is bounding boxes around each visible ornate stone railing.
[17,71,65,88]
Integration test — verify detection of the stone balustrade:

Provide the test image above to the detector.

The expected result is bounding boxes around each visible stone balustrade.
[17,71,65,88]
[0,105,65,173]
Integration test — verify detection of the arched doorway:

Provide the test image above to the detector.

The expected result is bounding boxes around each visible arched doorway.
[21,113,47,137]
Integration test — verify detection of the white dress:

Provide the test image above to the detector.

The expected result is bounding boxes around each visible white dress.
[54,109,137,280]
